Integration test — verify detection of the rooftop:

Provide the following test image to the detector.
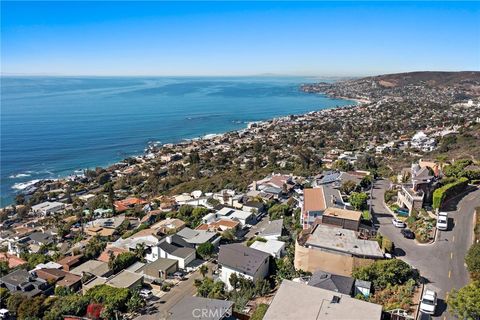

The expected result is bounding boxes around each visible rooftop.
[305,224,384,259]
[218,243,270,276]
[259,219,283,237]
[304,188,326,212]
[263,280,382,320]
[70,260,110,277]
[307,270,355,295]
[168,296,233,320]
[106,270,143,288]
[323,207,362,222]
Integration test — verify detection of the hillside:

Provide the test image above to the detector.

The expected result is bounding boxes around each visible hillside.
[301,71,480,103]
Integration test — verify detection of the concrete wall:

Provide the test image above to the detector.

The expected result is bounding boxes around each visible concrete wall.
[294,241,374,276]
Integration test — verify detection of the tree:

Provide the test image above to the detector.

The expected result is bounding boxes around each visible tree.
[466,243,480,280]
[126,290,145,313]
[221,229,235,242]
[43,294,89,320]
[6,293,26,315]
[196,242,215,259]
[199,265,208,278]
[339,180,357,195]
[17,294,46,319]
[352,259,418,290]
[448,281,480,320]
[0,260,9,276]
[0,288,10,308]
[332,160,353,172]
[84,236,107,259]
[268,204,290,220]
[349,192,369,210]
[134,243,147,262]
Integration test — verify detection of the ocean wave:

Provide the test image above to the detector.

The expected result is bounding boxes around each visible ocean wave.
[9,173,32,179]
[12,179,41,190]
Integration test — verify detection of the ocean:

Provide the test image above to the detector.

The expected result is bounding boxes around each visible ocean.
[0,76,353,206]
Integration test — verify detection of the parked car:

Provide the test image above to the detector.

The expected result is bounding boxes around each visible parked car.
[392,218,406,228]
[401,228,415,239]
[419,289,437,315]
[437,215,448,231]
[139,289,153,299]
[438,211,448,217]
[0,309,10,320]
[173,271,185,280]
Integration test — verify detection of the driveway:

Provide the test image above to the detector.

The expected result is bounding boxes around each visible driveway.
[153,261,215,316]
[371,179,480,320]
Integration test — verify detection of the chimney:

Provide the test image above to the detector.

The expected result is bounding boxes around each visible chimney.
[166,236,172,244]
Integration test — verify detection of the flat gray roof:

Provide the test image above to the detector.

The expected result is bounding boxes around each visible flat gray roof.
[305,224,384,259]
[263,280,382,320]
[168,296,233,320]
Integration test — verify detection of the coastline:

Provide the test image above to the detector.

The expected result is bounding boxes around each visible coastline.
[3,92,360,207]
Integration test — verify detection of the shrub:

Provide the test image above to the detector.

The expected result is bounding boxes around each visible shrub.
[432,177,468,209]
[352,259,418,290]
[466,243,480,281]
[196,242,215,259]
[251,304,269,320]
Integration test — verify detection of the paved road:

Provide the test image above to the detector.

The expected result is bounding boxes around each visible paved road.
[154,261,215,316]
[371,179,480,320]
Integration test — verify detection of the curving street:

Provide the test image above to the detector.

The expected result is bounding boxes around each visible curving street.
[371,179,480,320]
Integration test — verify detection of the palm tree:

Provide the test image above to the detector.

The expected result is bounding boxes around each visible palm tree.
[134,243,146,262]
[199,265,208,278]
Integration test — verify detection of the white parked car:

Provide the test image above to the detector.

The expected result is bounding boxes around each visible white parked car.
[437,215,448,231]
[438,211,448,217]
[392,218,406,228]
[419,289,437,315]
[139,289,153,299]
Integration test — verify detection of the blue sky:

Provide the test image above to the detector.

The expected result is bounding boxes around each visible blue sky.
[1,1,479,76]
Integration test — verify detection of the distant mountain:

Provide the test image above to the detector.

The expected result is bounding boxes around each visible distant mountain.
[301,71,480,103]
[361,71,480,89]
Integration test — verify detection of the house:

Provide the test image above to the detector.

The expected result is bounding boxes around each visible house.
[320,207,362,231]
[85,215,127,237]
[157,240,196,269]
[34,268,82,292]
[137,258,178,281]
[294,224,384,275]
[57,254,83,271]
[203,207,255,228]
[218,243,270,290]
[7,231,55,256]
[114,198,147,213]
[0,269,52,297]
[175,227,221,248]
[263,280,382,320]
[196,219,240,233]
[258,219,283,240]
[250,239,286,258]
[167,296,234,320]
[301,188,327,229]
[0,253,26,268]
[151,218,186,234]
[307,270,372,298]
[250,174,296,198]
[98,246,130,263]
[112,234,163,262]
[70,260,111,278]
[31,201,65,215]
[105,270,143,289]
[397,163,436,214]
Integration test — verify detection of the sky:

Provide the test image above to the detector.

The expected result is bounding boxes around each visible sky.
[1,1,479,76]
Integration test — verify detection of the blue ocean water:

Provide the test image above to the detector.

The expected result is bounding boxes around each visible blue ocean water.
[0,76,353,205]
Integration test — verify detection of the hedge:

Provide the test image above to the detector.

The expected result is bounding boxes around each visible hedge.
[432,177,468,209]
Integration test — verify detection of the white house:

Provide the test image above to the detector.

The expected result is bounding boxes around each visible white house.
[157,239,196,269]
[250,240,286,259]
[204,207,255,228]
[218,243,270,290]
[31,201,65,215]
